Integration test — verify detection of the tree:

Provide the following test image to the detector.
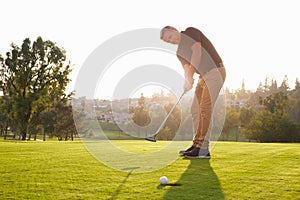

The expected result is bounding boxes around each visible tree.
[291,78,300,99]
[279,75,289,95]
[245,110,298,142]
[263,77,270,94]
[157,126,172,140]
[239,107,255,128]
[269,79,279,94]
[40,110,56,139]
[0,37,72,140]
[222,108,240,141]
[158,102,182,140]
[289,98,300,124]
[164,103,181,133]
[0,96,12,138]
[52,102,78,141]
[248,82,264,108]
[138,93,146,107]
[131,94,151,136]
[236,79,249,100]
[261,92,289,116]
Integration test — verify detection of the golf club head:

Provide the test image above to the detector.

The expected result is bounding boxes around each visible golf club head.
[145,136,156,142]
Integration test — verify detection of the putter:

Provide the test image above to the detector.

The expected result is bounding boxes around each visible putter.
[145,91,186,142]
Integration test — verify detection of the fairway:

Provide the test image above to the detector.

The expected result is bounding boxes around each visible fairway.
[0,140,299,199]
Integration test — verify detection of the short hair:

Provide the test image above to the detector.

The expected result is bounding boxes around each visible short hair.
[160,26,178,39]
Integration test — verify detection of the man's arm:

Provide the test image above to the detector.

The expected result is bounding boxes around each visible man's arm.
[183,42,202,92]
[190,42,202,71]
[183,64,195,92]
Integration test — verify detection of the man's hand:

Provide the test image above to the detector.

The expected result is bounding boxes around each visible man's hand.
[183,64,195,92]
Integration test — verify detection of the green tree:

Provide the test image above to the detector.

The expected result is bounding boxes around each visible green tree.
[248,82,264,108]
[262,92,289,116]
[40,110,56,139]
[132,106,151,127]
[138,93,146,107]
[0,37,72,140]
[222,108,240,141]
[291,78,300,99]
[132,94,151,133]
[239,107,255,128]
[289,98,300,124]
[52,102,77,141]
[157,126,172,140]
[164,103,181,133]
[245,110,297,142]
[158,102,181,140]
[279,75,289,95]
[177,114,193,140]
[269,79,279,94]
[0,96,12,138]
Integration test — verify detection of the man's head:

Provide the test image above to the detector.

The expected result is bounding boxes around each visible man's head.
[160,26,181,44]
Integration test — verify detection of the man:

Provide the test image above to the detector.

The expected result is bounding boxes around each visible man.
[160,26,226,158]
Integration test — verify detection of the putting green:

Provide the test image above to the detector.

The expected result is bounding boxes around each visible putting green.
[0,140,299,199]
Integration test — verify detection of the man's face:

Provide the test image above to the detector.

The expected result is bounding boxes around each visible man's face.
[162,30,180,44]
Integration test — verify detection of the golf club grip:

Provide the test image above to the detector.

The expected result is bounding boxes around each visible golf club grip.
[153,92,185,136]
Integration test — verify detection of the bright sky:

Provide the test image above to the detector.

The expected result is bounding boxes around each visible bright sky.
[1,0,299,99]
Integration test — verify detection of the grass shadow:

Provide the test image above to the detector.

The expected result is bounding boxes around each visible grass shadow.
[109,167,139,200]
[162,158,224,200]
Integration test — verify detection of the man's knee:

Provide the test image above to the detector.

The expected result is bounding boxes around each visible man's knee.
[199,106,212,119]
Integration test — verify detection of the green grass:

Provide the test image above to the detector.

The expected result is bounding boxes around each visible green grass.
[0,139,299,199]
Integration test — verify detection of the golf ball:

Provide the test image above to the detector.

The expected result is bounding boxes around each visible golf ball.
[160,176,168,185]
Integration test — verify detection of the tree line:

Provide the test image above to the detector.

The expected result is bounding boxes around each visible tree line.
[223,77,300,142]
[131,77,300,142]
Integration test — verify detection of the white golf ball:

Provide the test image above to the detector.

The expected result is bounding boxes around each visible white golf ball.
[160,176,168,185]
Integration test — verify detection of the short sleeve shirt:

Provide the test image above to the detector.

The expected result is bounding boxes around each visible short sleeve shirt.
[176,27,223,76]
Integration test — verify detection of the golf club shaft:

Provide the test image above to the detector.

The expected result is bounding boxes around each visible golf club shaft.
[152,91,185,137]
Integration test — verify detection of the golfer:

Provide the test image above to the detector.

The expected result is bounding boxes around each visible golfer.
[160,26,226,158]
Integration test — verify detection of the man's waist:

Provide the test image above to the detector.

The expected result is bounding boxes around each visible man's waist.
[196,63,224,77]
